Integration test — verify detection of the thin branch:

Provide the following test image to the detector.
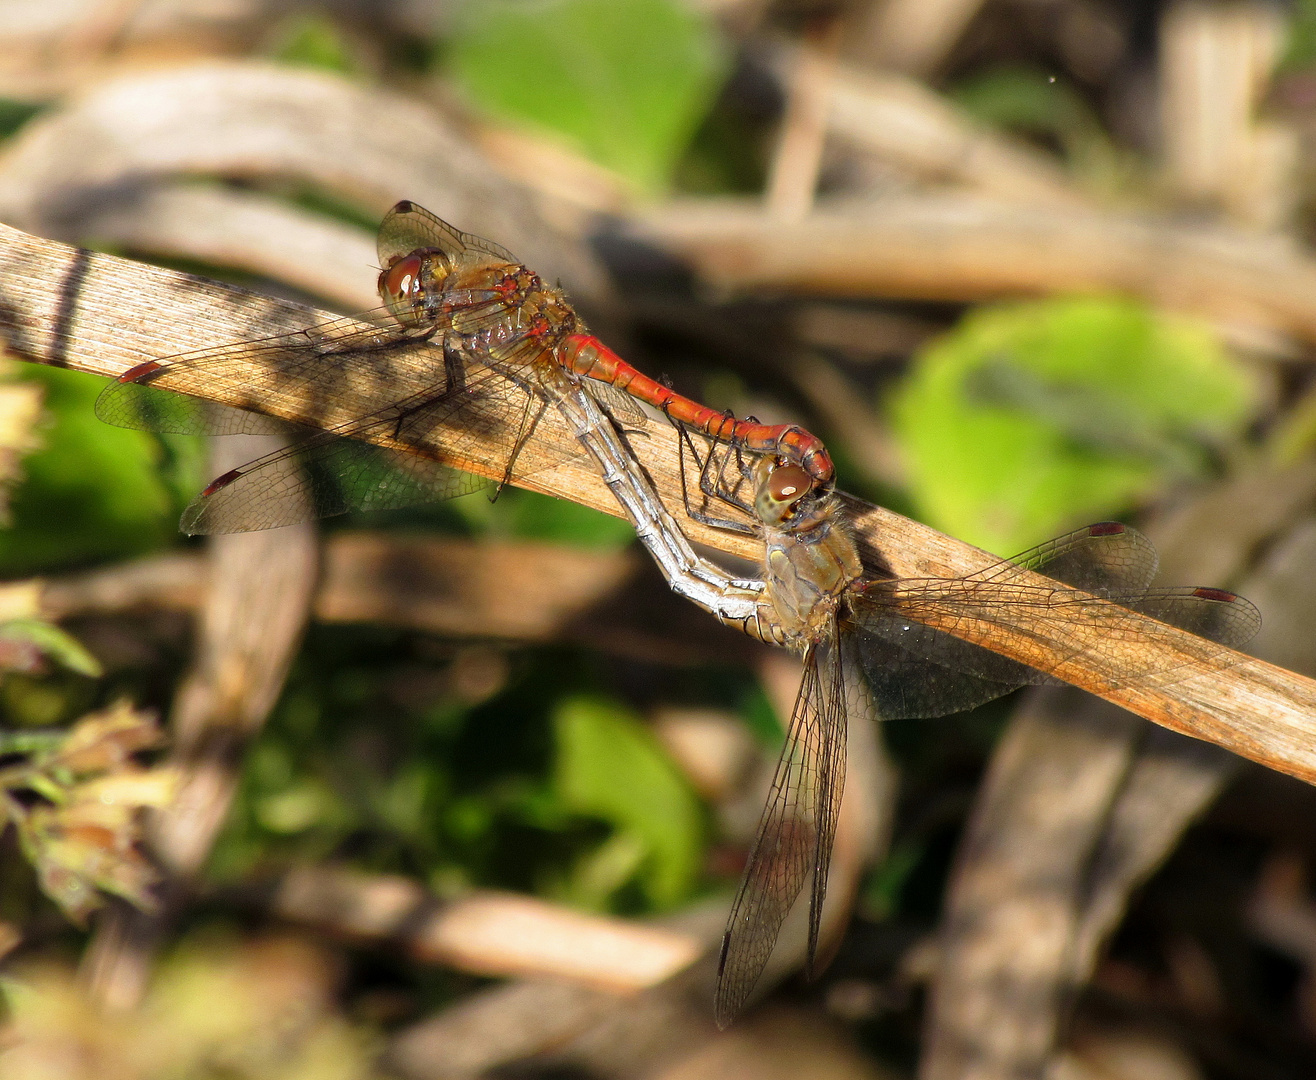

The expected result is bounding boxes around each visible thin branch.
[4,222,1316,789]
[38,532,765,665]
[637,197,1316,347]
[269,865,702,993]
[0,61,607,304]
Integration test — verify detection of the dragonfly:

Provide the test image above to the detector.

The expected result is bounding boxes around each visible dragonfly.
[95,200,825,622]
[684,446,1261,1025]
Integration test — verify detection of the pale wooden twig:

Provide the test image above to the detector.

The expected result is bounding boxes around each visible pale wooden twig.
[764,24,842,221]
[81,435,319,1010]
[76,182,381,311]
[1161,0,1294,228]
[269,865,702,993]
[636,197,1316,346]
[387,979,620,1080]
[35,533,760,666]
[3,223,1316,792]
[768,46,1084,207]
[0,61,606,303]
[848,0,988,77]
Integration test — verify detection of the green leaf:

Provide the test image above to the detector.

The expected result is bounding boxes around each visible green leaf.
[1283,0,1316,71]
[553,695,702,909]
[889,296,1255,555]
[952,66,1088,133]
[446,0,729,193]
[272,14,357,74]
[0,619,101,677]
[0,366,195,574]
[0,99,42,140]
[949,67,1135,194]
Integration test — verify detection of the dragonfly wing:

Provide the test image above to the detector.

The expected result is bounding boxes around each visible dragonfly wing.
[715,634,848,1027]
[378,201,517,265]
[1102,587,1261,650]
[977,522,1159,593]
[848,522,1259,718]
[586,379,649,429]
[95,378,288,436]
[96,313,440,437]
[181,431,486,534]
[847,621,1033,719]
[179,361,588,534]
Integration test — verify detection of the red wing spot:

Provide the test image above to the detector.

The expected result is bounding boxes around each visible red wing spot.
[118,360,162,383]
[200,469,243,498]
[1193,587,1238,602]
[1087,521,1126,537]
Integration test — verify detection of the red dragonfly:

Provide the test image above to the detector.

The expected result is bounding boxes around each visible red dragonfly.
[683,446,1261,1025]
[96,201,829,538]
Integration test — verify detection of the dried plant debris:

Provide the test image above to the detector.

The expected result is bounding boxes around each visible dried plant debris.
[0,934,380,1080]
[0,701,175,924]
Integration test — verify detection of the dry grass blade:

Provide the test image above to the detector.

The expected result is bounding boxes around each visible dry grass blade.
[763,44,1084,207]
[75,182,381,311]
[637,198,1316,345]
[81,435,319,1010]
[269,865,702,993]
[0,60,605,301]
[3,222,1316,788]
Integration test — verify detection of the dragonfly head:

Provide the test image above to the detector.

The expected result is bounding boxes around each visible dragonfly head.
[379,250,451,327]
[754,459,821,526]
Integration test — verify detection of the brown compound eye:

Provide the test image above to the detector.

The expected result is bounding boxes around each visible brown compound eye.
[380,254,425,320]
[768,464,811,505]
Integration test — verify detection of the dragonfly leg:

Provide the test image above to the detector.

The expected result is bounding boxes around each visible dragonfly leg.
[554,384,766,621]
[676,427,756,535]
[495,392,551,499]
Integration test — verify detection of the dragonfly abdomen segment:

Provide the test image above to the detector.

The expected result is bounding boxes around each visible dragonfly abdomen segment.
[561,334,835,486]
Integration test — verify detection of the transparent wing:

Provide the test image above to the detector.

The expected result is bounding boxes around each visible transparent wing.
[181,432,485,534]
[378,200,517,266]
[95,312,441,437]
[850,523,1260,719]
[715,632,848,1027]
[586,377,649,429]
[174,365,582,534]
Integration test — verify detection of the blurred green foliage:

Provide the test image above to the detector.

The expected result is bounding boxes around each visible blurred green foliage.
[890,296,1255,555]
[950,67,1134,195]
[0,620,101,678]
[0,367,198,576]
[1283,0,1316,70]
[0,100,42,139]
[1,934,378,1079]
[209,634,720,918]
[551,695,702,910]
[271,13,357,74]
[445,0,729,194]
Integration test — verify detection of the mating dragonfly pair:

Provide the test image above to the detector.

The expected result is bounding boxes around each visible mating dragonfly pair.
[98,202,1260,1026]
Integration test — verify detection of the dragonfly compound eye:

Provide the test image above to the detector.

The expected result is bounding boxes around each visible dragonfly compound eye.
[379,253,426,324]
[769,464,811,503]
[756,463,813,524]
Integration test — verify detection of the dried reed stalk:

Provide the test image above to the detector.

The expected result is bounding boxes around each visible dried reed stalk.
[3,222,1315,788]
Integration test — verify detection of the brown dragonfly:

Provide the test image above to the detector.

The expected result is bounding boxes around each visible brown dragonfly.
[96,201,828,535]
[94,200,822,621]
[681,445,1260,1025]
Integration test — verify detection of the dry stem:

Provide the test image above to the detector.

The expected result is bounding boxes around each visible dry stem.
[3,222,1316,788]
